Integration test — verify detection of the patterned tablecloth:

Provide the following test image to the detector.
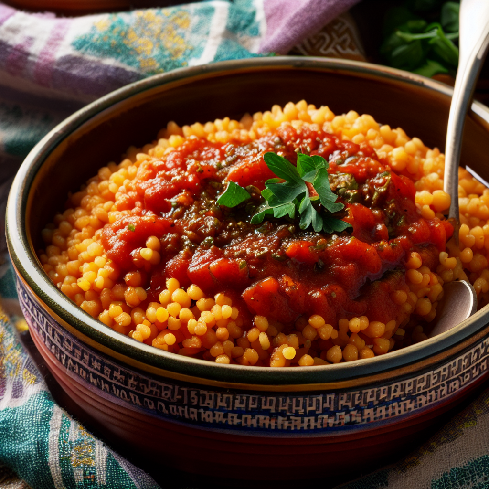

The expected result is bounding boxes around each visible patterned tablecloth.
[2,1,489,487]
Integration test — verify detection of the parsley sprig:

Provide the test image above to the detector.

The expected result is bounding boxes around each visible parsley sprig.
[217,152,351,234]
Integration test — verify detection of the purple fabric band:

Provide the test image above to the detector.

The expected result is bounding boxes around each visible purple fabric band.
[259,0,362,54]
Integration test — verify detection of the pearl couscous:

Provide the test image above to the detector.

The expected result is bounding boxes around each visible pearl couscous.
[38,101,489,367]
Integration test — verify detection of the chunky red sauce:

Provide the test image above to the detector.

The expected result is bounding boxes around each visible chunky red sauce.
[102,125,453,328]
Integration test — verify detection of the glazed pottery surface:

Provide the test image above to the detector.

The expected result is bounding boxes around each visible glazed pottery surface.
[7,57,489,481]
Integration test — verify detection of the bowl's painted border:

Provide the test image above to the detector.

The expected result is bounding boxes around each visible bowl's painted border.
[6,56,489,385]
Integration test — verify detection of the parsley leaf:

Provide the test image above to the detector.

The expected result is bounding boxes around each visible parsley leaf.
[251,201,296,225]
[322,213,351,234]
[250,204,274,224]
[262,152,303,184]
[254,152,350,233]
[216,181,251,207]
[297,153,344,213]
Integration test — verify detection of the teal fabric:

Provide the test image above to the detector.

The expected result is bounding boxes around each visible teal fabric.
[0,104,57,160]
[71,3,264,76]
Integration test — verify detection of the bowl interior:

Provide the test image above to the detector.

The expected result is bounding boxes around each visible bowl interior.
[12,57,489,385]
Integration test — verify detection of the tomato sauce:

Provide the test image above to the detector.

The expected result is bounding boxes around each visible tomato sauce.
[102,125,453,328]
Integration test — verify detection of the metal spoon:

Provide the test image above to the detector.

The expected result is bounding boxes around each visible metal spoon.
[429,0,489,337]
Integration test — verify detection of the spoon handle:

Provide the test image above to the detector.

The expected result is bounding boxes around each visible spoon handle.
[445,0,489,221]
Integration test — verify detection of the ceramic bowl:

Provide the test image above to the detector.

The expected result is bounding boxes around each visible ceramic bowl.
[7,57,489,483]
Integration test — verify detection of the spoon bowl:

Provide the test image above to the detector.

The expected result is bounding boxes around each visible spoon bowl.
[429,280,478,337]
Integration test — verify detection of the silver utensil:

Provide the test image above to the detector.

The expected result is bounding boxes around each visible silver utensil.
[429,0,489,336]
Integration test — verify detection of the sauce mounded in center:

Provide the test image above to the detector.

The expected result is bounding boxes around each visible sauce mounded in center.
[102,125,452,329]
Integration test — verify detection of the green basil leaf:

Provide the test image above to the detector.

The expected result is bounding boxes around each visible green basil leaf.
[428,25,459,67]
[391,41,426,70]
[217,181,251,207]
[380,1,459,83]
[396,29,437,42]
[424,21,458,40]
